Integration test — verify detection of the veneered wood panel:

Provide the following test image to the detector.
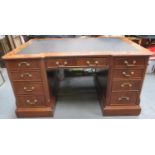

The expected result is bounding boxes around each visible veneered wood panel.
[113,56,147,68]
[6,59,41,70]
[16,95,47,108]
[10,70,42,81]
[112,69,144,79]
[112,80,141,91]
[110,92,139,105]
[13,82,44,95]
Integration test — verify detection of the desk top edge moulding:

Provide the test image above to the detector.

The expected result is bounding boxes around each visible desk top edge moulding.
[2,36,152,117]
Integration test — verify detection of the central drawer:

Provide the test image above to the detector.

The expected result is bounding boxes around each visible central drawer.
[13,82,44,95]
[46,57,108,68]
[76,58,108,67]
[46,58,76,68]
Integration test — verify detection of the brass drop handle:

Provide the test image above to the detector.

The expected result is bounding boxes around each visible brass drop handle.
[86,60,97,67]
[20,73,32,78]
[94,61,99,64]
[87,60,99,65]
[118,96,130,101]
[26,99,38,105]
[86,61,90,64]
[121,82,132,87]
[56,61,63,67]
[24,86,35,92]
[124,60,136,67]
[56,61,60,65]
[86,61,93,67]
[122,71,134,77]
[64,61,68,65]
[18,62,30,67]
[56,61,68,67]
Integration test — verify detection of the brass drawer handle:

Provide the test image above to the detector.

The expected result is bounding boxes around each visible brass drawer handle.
[18,62,30,67]
[26,99,38,105]
[64,61,68,65]
[23,86,35,92]
[56,61,59,65]
[56,61,64,67]
[20,73,32,78]
[118,96,130,101]
[86,61,97,67]
[122,71,134,77]
[86,61,93,67]
[124,60,136,67]
[56,61,68,66]
[95,61,99,64]
[121,82,132,87]
[86,61,90,64]
[87,60,99,65]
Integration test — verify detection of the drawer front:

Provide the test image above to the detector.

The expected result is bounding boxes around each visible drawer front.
[46,58,77,68]
[16,95,47,108]
[112,80,141,91]
[113,69,144,79]
[113,57,146,68]
[7,60,41,70]
[110,92,139,105]
[77,58,108,67]
[13,82,44,95]
[46,57,108,68]
[10,71,42,81]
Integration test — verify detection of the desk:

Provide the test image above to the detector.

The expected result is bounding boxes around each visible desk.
[2,37,152,117]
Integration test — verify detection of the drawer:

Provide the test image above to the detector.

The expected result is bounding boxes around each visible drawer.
[110,92,139,105]
[10,70,42,81]
[46,57,108,68]
[112,80,141,91]
[112,69,144,79]
[16,95,47,108]
[113,57,146,68]
[46,58,77,68]
[6,59,41,70]
[13,82,44,95]
[76,58,108,67]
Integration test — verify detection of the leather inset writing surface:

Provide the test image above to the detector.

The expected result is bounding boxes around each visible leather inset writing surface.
[18,38,140,55]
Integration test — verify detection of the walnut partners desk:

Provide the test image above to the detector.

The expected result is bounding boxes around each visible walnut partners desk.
[2,37,152,117]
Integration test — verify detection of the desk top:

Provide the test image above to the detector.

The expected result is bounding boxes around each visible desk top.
[3,37,152,59]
